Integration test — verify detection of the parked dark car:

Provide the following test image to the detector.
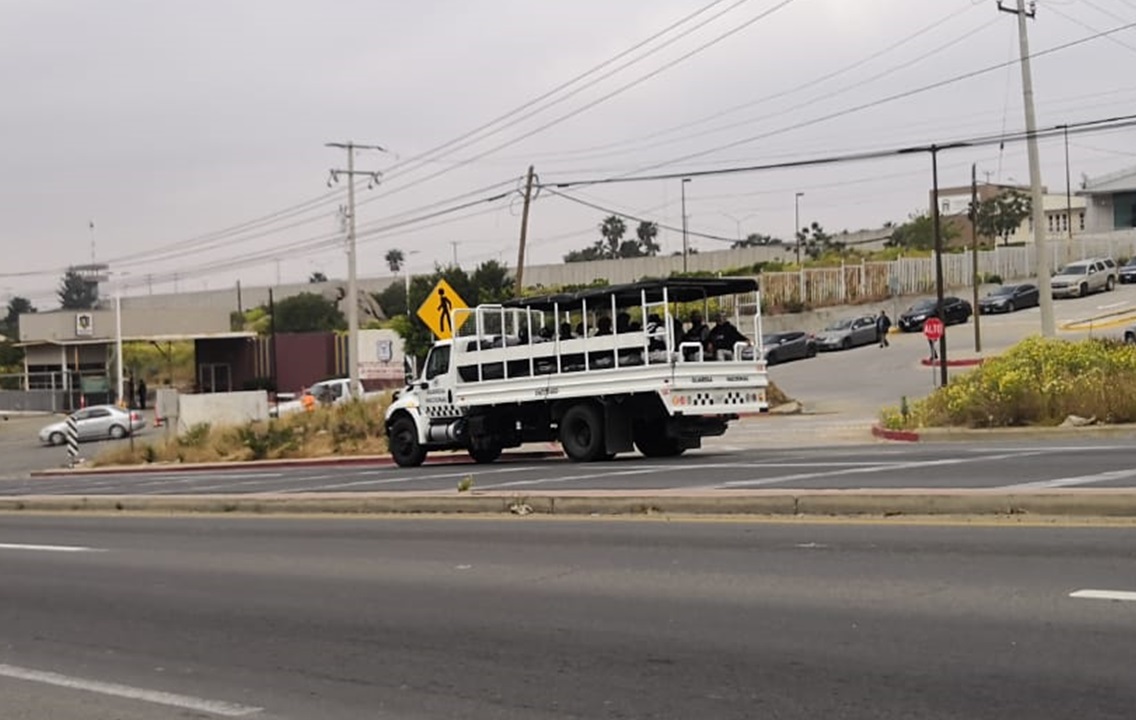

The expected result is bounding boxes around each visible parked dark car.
[760,331,817,364]
[897,296,972,332]
[978,283,1039,314]
[1119,258,1136,284]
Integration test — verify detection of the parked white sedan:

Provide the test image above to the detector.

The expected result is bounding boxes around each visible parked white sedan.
[39,405,146,446]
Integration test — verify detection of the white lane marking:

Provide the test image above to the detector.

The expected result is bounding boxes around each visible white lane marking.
[1070,589,1136,602]
[721,450,1053,488]
[475,467,664,490]
[0,543,105,553]
[965,445,1133,453]
[0,663,260,716]
[1002,468,1136,490]
[287,464,542,492]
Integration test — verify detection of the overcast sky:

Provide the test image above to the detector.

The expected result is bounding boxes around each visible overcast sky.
[3,0,1136,306]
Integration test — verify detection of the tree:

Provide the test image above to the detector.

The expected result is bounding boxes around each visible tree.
[635,221,661,256]
[271,292,346,333]
[599,215,626,259]
[1,296,35,338]
[564,246,603,263]
[972,190,1031,246]
[471,259,515,303]
[385,248,406,274]
[57,270,98,310]
[308,271,328,284]
[374,282,408,319]
[885,212,937,250]
[731,232,779,249]
[798,222,844,260]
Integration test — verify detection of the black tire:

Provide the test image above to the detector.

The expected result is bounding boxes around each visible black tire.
[841,337,852,350]
[389,416,427,468]
[1127,333,1136,345]
[559,403,605,463]
[108,424,127,440]
[634,432,685,458]
[1007,301,1015,313]
[1080,282,1088,297]
[1107,276,1116,291]
[468,445,502,464]
[806,343,817,358]
[765,350,778,365]
[49,431,65,447]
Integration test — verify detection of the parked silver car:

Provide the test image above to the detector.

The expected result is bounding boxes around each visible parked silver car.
[816,315,879,351]
[39,405,146,446]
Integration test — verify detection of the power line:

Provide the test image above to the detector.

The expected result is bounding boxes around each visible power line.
[543,187,737,245]
[594,18,1136,183]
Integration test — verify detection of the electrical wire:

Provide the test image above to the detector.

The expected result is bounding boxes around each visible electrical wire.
[591,18,1136,183]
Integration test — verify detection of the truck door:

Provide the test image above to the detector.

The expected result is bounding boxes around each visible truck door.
[422,345,457,419]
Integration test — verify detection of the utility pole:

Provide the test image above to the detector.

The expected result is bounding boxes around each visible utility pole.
[970,163,982,353]
[999,0,1055,337]
[515,165,536,297]
[1062,124,1079,256]
[681,178,691,273]
[931,146,949,387]
[450,241,459,267]
[794,192,804,265]
[326,141,386,401]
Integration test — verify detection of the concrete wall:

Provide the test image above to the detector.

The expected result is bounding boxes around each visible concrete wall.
[19,308,231,343]
[177,391,269,433]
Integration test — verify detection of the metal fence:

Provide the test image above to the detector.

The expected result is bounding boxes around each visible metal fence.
[755,231,1136,313]
[0,372,74,413]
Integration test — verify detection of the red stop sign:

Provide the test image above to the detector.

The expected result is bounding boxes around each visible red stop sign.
[923,317,944,342]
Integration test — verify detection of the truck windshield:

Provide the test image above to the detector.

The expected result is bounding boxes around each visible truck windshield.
[425,346,451,380]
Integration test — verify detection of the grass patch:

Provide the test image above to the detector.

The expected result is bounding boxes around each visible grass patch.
[93,396,392,467]
[880,337,1136,429]
[767,381,791,407]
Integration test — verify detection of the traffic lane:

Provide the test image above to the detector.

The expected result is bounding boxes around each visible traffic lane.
[1,518,1135,720]
[6,442,1136,494]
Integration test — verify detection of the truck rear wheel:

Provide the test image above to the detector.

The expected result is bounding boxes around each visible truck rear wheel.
[559,403,605,462]
[389,416,427,468]
[468,445,502,464]
[634,429,685,458]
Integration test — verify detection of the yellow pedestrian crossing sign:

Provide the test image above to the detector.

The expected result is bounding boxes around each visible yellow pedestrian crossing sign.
[417,279,469,339]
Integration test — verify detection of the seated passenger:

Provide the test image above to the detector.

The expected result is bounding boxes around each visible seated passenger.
[681,310,710,360]
[706,312,749,360]
[560,322,574,340]
[616,312,632,333]
[595,315,613,336]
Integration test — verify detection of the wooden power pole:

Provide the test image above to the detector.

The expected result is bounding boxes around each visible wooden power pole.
[515,165,535,297]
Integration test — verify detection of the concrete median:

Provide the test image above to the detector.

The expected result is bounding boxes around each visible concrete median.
[2,489,1135,520]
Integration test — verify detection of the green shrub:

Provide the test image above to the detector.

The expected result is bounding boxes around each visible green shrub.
[880,336,1136,428]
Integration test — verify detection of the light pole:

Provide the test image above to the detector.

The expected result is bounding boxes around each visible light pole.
[110,271,131,408]
[720,211,761,244]
[681,178,691,273]
[793,192,804,264]
[403,250,421,317]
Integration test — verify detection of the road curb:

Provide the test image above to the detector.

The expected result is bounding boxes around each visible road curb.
[871,422,1136,443]
[29,450,567,478]
[919,357,987,367]
[2,490,1136,518]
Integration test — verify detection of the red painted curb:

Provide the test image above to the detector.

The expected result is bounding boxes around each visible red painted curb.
[871,423,920,442]
[30,450,566,478]
[919,357,987,368]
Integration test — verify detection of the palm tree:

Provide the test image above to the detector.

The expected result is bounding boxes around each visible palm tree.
[599,216,626,259]
[636,221,660,256]
[385,248,406,274]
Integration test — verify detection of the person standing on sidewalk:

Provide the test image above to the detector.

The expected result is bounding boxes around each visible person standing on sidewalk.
[876,310,891,348]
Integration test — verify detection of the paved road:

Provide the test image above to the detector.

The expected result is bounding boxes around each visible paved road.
[1,517,1134,719]
[6,439,1136,495]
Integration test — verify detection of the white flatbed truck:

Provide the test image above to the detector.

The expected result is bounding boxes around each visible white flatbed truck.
[383,278,769,467]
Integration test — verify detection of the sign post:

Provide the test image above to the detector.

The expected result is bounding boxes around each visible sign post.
[923,318,945,388]
[416,279,469,340]
[65,413,79,468]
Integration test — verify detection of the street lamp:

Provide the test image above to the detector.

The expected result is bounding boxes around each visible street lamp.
[681,178,692,273]
[793,192,805,264]
[403,250,422,317]
[719,211,762,244]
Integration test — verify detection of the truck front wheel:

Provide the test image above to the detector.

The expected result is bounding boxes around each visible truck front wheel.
[389,416,427,468]
[559,403,605,462]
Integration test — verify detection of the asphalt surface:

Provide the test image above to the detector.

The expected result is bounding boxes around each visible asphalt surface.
[5,439,1136,495]
[1,516,1134,719]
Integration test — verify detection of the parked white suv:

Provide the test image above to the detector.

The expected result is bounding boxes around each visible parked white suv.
[1051,258,1116,298]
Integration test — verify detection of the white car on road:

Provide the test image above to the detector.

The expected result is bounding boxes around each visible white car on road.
[39,405,146,446]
